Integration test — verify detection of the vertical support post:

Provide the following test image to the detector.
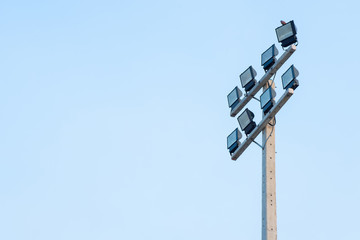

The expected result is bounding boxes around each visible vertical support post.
[262,81,277,240]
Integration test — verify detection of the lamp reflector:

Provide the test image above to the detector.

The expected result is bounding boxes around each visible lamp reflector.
[237,108,255,132]
[282,65,299,90]
[261,44,278,66]
[275,20,297,47]
[227,87,242,108]
[238,113,250,131]
[260,88,274,108]
[240,66,257,88]
[260,87,276,114]
[227,128,241,149]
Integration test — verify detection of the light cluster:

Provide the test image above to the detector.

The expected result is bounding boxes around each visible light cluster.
[226,20,299,156]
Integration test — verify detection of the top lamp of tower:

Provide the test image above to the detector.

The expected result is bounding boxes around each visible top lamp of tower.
[275,20,298,48]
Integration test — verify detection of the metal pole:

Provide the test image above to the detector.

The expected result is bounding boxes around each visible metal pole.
[262,81,277,240]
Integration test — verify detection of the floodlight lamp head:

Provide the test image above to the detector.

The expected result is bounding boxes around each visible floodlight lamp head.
[227,86,243,110]
[261,44,279,72]
[282,65,299,90]
[237,108,256,135]
[260,87,276,115]
[239,66,257,92]
[275,20,298,48]
[227,128,242,154]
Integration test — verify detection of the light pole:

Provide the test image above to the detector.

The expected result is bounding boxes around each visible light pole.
[226,21,299,240]
[262,81,277,240]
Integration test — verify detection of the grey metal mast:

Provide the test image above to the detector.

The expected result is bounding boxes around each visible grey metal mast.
[262,81,277,240]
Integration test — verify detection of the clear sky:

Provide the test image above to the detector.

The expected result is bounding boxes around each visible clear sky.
[1,0,360,239]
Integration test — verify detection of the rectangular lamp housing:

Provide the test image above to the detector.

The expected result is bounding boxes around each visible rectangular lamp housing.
[227,86,243,109]
[240,66,257,92]
[227,128,242,153]
[260,87,276,114]
[237,108,256,135]
[261,44,278,71]
[275,20,297,47]
[281,65,299,90]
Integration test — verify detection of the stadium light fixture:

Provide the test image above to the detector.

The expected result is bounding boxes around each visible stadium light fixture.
[239,66,257,92]
[261,44,278,71]
[227,86,243,110]
[281,65,299,90]
[237,108,256,135]
[275,20,297,48]
[260,87,276,114]
[227,128,242,154]
[230,45,296,117]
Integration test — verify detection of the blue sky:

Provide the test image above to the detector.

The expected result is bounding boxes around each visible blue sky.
[1,0,360,239]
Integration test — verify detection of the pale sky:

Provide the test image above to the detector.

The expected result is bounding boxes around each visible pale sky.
[1,0,359,239]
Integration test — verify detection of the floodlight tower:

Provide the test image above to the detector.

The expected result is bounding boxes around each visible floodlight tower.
[226,20,299,240]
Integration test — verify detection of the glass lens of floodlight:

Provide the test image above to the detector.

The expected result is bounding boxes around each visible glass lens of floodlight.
[276,23,294,42]
[228,88,238,107]
[260,88,272,108]
[227,130,237,148]
[240,68,253,87]
[238,111,251,131]
[261,46,273,65]
[282,67,294,89]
